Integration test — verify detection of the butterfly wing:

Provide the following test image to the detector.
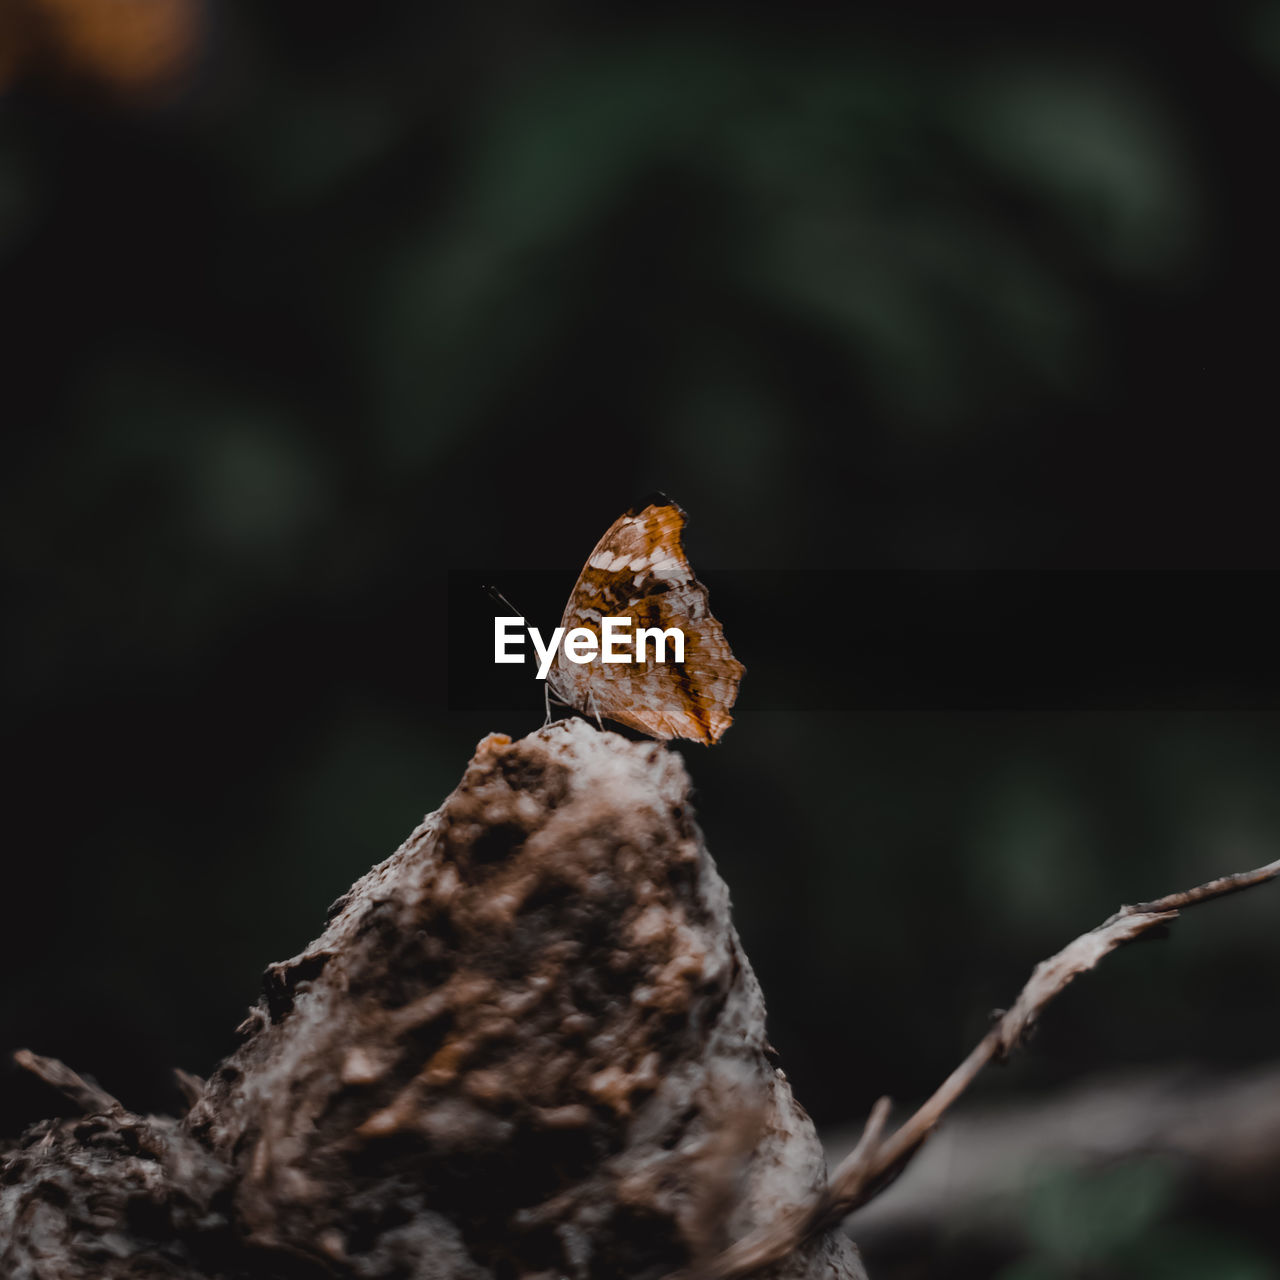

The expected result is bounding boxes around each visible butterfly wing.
[549,498,744,745]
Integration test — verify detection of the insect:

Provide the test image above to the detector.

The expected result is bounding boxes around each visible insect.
[546,496,744,744]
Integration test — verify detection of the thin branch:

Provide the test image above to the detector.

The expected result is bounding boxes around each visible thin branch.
[174,1067,206,1113]
[693,856,1280,1280]
[1125,859,1280,914]
[12,1048,124,1117]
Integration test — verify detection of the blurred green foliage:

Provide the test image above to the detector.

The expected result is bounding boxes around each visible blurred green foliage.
[997,1158,1276,1279]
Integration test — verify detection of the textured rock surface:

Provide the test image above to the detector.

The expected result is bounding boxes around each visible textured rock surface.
[0,1109,235,1280]
[4,720,864,1279]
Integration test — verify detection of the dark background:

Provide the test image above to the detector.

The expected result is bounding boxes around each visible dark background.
[3,3,1279,1276]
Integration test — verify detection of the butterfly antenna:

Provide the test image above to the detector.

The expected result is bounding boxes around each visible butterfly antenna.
[483,584,524,617]
[486,584,564,729]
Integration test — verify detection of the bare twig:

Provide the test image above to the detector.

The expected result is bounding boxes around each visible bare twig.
[173,1067,206,1113]
[844,1061,1280,1243]
[693,857,1280,1280]
[12,1048,124,1116]
[1125,860,1280,914]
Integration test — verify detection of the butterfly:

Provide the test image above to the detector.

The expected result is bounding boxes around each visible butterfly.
[547,496,744,745]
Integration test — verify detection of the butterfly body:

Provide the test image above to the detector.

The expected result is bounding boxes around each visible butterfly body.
[548,497,744,745]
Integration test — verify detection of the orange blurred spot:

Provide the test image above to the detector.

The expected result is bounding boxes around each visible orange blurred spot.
[0,0,201,102]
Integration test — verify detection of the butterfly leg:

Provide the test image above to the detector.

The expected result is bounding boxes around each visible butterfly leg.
[587,688,604,731]
[543,681,553,727]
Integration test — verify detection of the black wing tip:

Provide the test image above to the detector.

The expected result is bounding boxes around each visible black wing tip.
[628,491,685,517]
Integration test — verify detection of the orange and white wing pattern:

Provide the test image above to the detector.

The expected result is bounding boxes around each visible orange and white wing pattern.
[549,497,744,745]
